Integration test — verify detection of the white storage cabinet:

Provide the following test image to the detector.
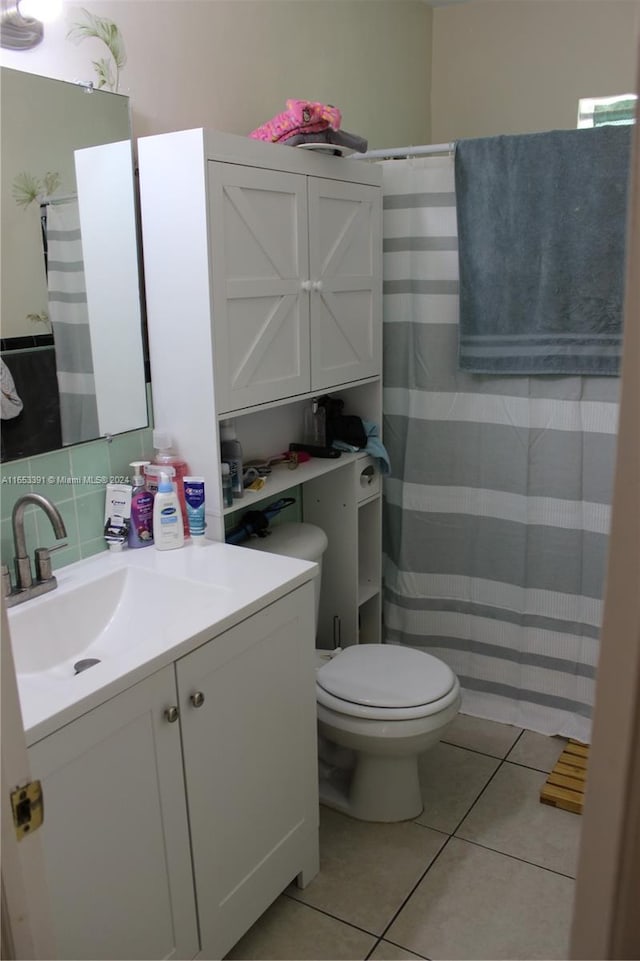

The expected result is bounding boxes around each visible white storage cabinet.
[138,129,384,648]
[28,585,318,960]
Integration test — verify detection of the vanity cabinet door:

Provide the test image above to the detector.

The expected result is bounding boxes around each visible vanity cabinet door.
[308,178,382,391]
[209,163,311,412]
[28,667,199,961]
[176,584,319,960]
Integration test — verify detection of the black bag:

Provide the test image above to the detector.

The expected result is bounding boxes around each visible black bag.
[318,396,367,449]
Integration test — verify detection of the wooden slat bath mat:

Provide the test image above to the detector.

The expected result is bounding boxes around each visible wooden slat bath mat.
[540,739,589,814]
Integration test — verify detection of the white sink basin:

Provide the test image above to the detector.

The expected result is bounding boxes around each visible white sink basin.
[10,566,221,681]
[7,541,317,746]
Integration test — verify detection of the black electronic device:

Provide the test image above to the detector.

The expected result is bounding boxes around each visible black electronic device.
[289,443,342,459]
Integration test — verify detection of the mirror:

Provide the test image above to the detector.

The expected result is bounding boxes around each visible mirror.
[0,66,148,463]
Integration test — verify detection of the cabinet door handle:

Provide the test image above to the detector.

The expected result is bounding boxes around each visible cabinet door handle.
[301,280,312,292]
[312,280,323,292]
[165,706,180,723]
[190,691,205,708]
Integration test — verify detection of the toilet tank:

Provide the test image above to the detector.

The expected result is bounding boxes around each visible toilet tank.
[244,522,328,628]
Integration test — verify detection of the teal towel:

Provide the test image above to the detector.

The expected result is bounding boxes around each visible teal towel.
[332,421,391,474]
[455,125,632,375]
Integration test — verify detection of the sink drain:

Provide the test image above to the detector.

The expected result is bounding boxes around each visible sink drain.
[74,658,101,675]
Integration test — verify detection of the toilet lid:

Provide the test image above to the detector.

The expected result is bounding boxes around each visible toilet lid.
[316,644,456,709]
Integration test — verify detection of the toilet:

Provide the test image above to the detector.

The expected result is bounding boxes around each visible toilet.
[245,522,461,822]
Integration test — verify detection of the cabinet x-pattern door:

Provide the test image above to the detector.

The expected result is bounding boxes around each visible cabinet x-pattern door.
[209,164,311,412]
[308,178,382,391]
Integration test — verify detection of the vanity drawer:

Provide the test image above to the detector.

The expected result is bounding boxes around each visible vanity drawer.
[356,455,380,503]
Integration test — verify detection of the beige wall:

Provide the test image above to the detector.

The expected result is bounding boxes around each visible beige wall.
[0,1,432,148]
[4,2,639,163]
[431,0,640,142]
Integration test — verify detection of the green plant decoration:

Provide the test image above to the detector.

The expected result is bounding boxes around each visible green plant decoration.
[67,8,126,93]
[12,171,62,208]
[26,311,50,326]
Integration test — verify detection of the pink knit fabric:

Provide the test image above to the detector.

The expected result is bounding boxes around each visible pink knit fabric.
[250,99,342,143]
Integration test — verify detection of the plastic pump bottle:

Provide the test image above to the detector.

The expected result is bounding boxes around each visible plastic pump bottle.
[220,420,244,499]
[153,471,185,550]
[128,461,154,548]
[303,397,326,447]
[221,462,233,508]
[152,430,190,536]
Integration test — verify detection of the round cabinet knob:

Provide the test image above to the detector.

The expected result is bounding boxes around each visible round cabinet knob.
[190,691,205,708]
[312,280,323,292]
[301,280,312,292]
[165,706,180,723]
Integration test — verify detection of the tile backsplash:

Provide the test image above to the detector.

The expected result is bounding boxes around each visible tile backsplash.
[1,427,154,572]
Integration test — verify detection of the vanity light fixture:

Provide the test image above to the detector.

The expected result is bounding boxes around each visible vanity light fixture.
[1,0,63,50]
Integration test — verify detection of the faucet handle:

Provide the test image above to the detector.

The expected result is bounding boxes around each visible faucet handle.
[34,544,67,582]
[1,564,12,598]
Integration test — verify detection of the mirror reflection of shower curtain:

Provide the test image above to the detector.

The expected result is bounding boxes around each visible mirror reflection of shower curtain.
[45,199,99,445]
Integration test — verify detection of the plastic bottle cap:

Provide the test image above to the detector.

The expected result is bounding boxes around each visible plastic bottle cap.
[158,471,173,493]
[130,460,151,485]
[220,420,236,441]
[153,429,172,450]
[221,463,230,475]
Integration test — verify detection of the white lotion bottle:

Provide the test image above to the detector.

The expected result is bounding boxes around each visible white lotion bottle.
[153,471,185,550]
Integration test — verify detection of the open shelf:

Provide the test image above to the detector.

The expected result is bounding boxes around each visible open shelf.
[358,580,379,605]
[357,497,381,605]
[359,593,382,645]
[222,451,362,516]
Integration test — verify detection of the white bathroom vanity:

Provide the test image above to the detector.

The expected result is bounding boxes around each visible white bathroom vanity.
[8,542,319,960]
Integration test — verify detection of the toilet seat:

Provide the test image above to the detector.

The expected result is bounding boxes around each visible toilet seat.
[316,645,459,720]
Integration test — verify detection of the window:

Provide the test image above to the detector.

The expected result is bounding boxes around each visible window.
[578,94,637,128]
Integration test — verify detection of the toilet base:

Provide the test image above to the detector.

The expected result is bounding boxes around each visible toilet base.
[318,752,424,822]
[316,693,461,822]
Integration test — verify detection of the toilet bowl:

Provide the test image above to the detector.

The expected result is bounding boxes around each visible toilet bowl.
[245,522,461,822]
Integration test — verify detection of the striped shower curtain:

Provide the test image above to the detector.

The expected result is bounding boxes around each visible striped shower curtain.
[381,155,619,743]
[46,200,99,445]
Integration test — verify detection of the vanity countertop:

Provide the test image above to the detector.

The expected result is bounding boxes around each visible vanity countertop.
[8,541,316,746]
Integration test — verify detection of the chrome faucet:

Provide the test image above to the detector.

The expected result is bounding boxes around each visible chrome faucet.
[2,493,68,608]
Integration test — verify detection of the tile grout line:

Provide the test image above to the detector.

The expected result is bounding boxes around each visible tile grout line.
[440,728,525,761]
[283,735,569,959]
[375,935,432,960]
[448,734,578,881]
[363,937,381,960]
[452,834,578,881]
[282,890,389,942]
[439,730,566,772]
[447,753,509,835]
[506,756,565,775]
[364,933,431,961]
[421,740,578,879]
[376,745,516,946]
[376,833,456,944]
[287,742,523,954]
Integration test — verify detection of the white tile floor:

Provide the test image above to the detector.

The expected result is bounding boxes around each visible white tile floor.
[226,714,582,961]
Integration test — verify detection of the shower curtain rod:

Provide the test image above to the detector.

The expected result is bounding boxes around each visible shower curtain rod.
[39,194,77,207]
[352,141,455,161]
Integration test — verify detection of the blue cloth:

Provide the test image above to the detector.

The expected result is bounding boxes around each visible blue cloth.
[332,421,391,474]
[455,125,631,375]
